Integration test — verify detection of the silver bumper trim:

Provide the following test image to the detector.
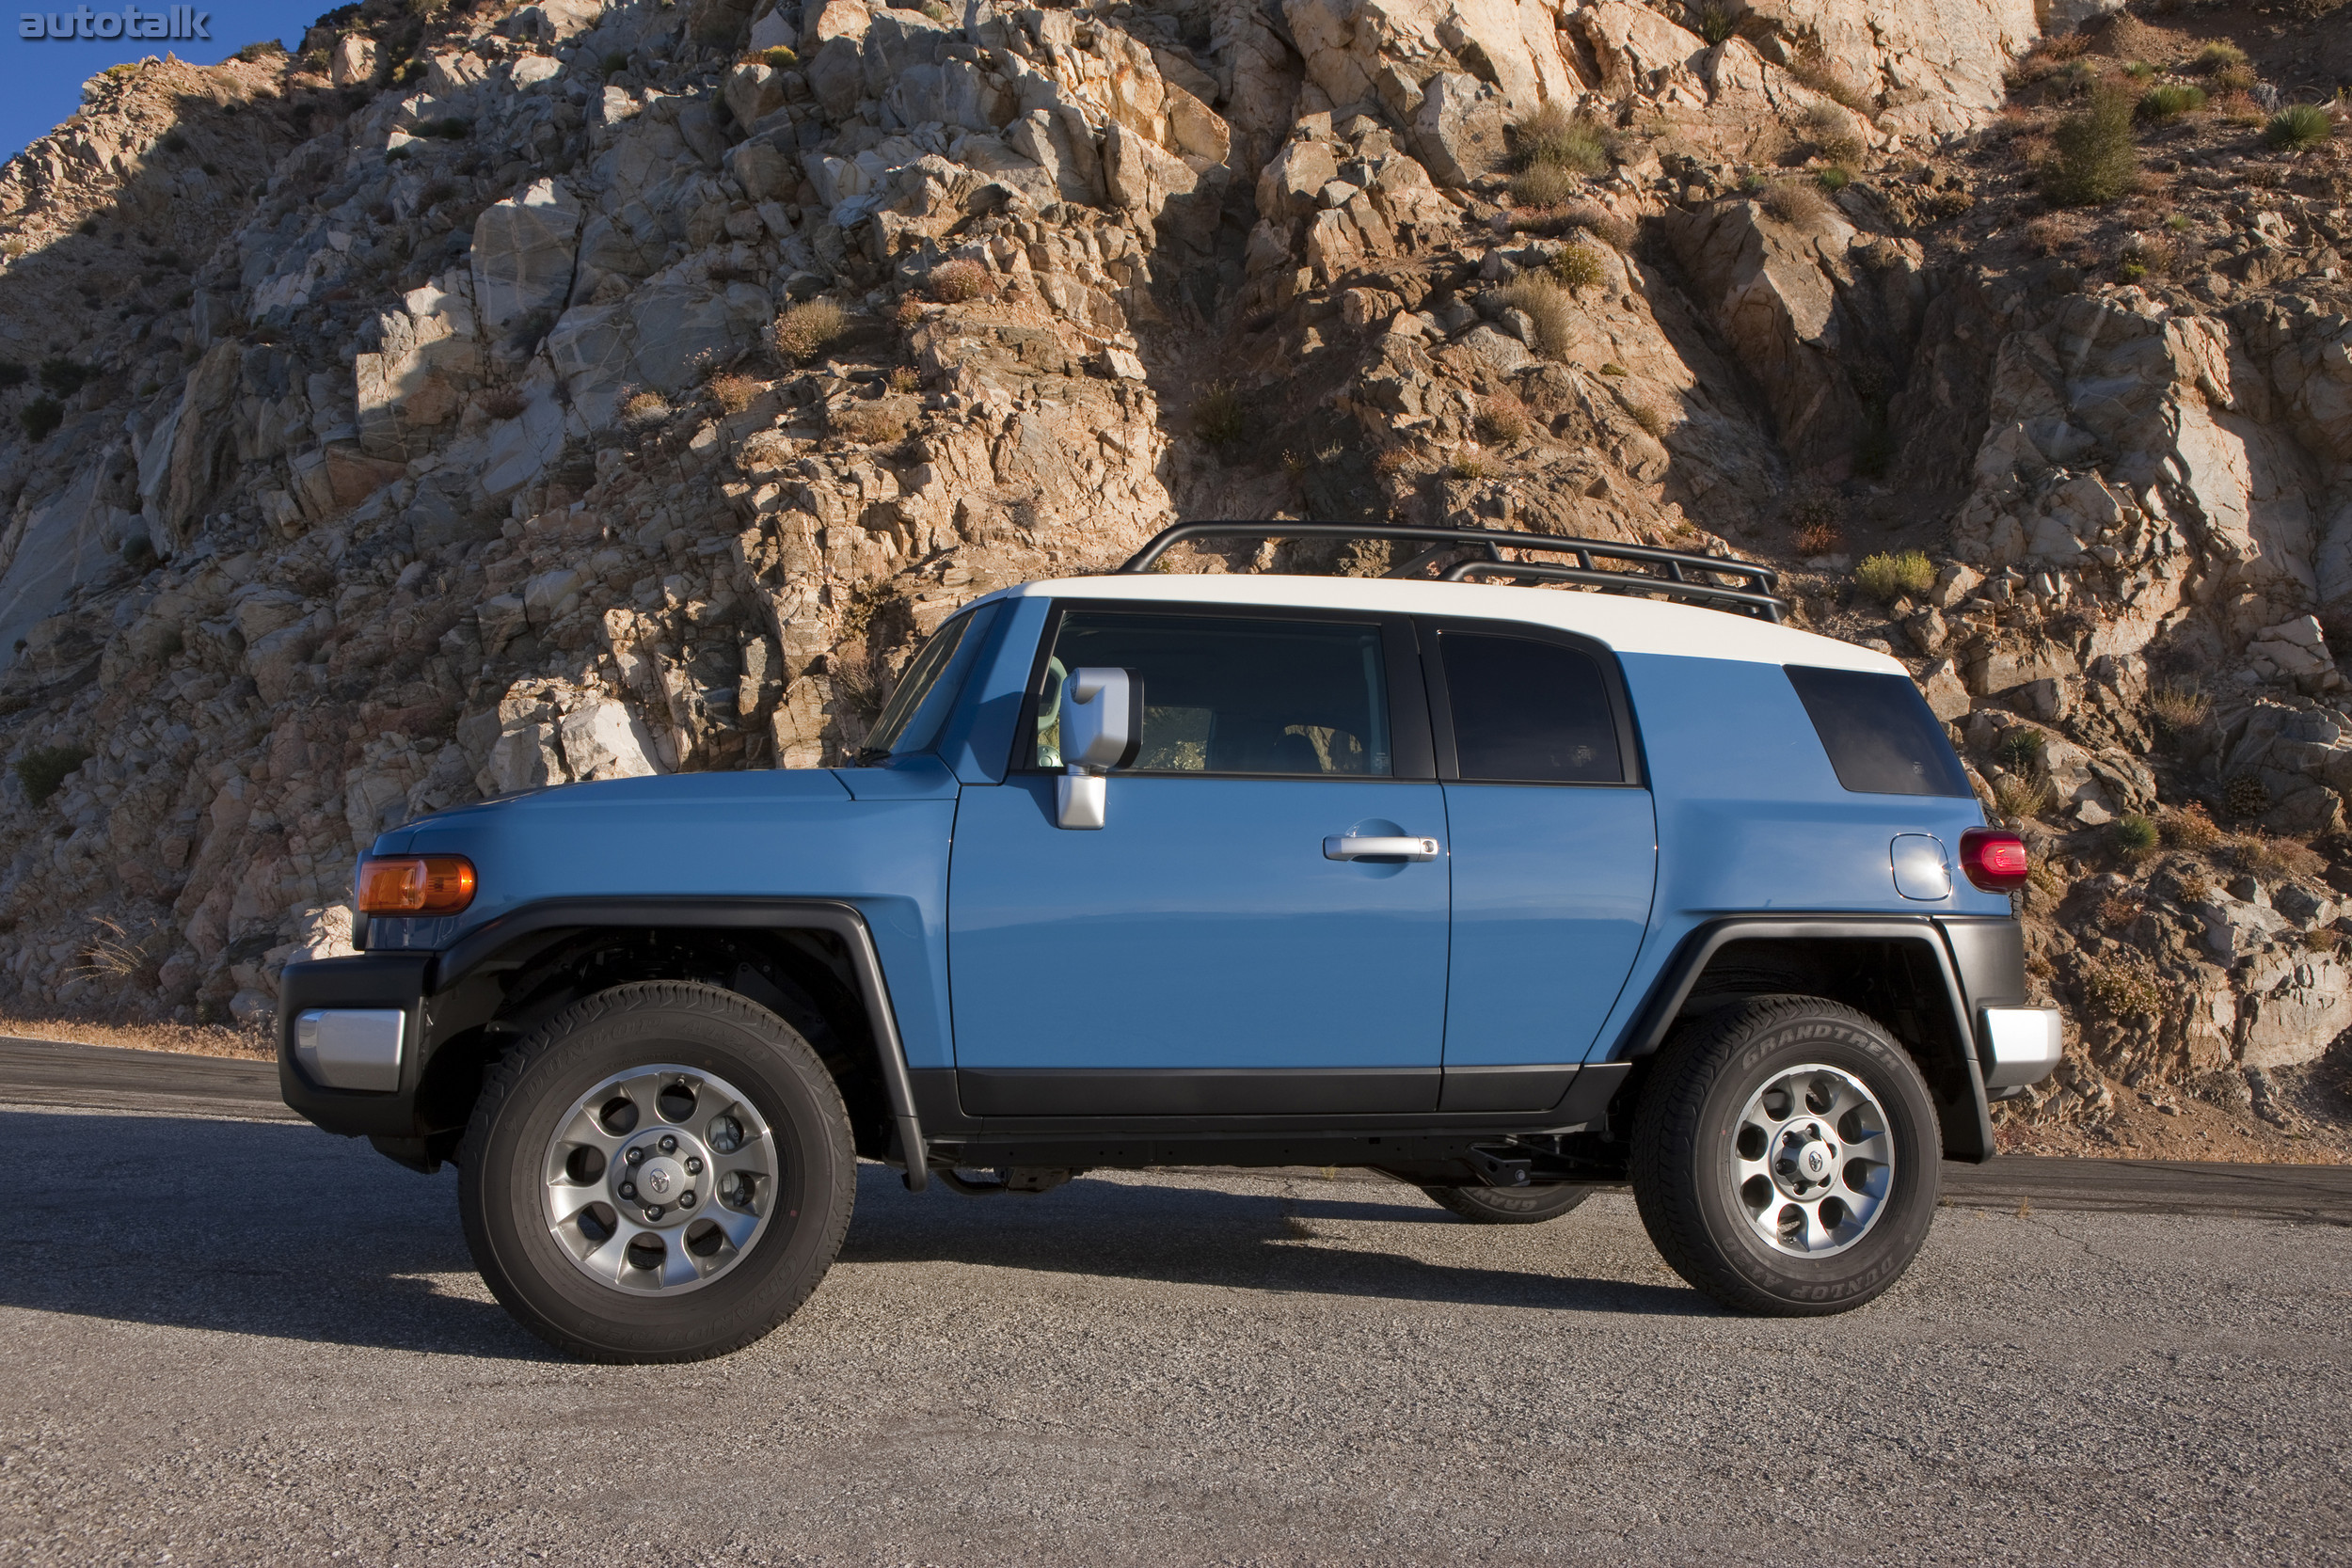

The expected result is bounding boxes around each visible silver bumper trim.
[294,1007,405,1093]
[1979,1006,2062,1090]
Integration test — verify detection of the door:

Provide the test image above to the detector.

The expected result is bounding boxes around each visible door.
[1424,621,1657,1109]
[948,606,1449,1116]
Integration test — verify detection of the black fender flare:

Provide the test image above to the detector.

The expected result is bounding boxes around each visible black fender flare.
[1612,915,2000,1163]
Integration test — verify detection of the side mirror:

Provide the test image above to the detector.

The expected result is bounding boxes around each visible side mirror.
[1055,666,1140,830]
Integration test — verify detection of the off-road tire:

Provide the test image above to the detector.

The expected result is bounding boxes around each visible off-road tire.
[1629,995,1941,1316]
[1421,1183,1598,1224]
[456,981,856,1363]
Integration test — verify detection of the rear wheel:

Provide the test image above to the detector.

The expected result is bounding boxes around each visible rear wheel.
[1421,1182,1598,1225]
[456,982,856,1363]
[1629,995,1940,1315]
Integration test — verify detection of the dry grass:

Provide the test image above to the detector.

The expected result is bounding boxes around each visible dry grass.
[2223,832,2327,881]
[1794,517,1844,556]
[769,298,848,363]
[2148,682,2211,733]
[1496,274,1574,359]
[1760,179,1833,227]
[1371,446,1413,477]
[1624,394,1671,439]
[1789,41,1870,113]
[1803,100,1866,165]
[0,1012,272,1059]
[1553,242,1608,291]
[478,386,528,420]
[621,389,669,424]
[1477,390,1531,445]
[1511,163,1582,207]
[887,365,920,393]
[893,294,926,328]
[1515,103,1610,175]
[1994,773,2053,819]
[707,371,760,415]
[1853,548,1935,600]
[929,258,993,304]
[830,398,914,444]
[2162,805,2220,850]
[1452,451,1496,481]
[2193,41,2249,71]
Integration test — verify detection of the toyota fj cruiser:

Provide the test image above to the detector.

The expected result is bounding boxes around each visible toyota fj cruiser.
[279,522,2061,1362]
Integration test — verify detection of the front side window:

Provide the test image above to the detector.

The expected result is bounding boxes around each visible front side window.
[1440,631,1625,784]
[1033,610,1391,776]
[860,603,998,761]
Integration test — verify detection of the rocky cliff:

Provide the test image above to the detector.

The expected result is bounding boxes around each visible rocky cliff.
[1,0,2348,1151]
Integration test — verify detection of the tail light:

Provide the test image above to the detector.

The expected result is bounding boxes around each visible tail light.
[1959,829,2029,893]
[357,855,477,916]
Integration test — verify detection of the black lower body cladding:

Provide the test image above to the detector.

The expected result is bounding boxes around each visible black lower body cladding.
[277,953,434,1140]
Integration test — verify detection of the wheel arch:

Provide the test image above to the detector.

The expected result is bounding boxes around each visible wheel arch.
[414,900,927,1186]
[1617,919,1994,1163]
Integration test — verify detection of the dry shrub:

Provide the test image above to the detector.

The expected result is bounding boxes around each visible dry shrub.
[887,365,920,393]
[621,389,669,424]
[830,398,914,445]
[2210,62,2257,95]
[2223,774,2272,819]
[1994,774,2054,819]
[1623,393,1671,439]
[1565,201,1636,250]
[1853,548,1935,601]
[2224,832,2326,881]
[1371,445,1413,477]
[2161,804,2220,850]
[2081,952,2162,1020]
[1452,451,1496,481]
[1477,390,1531,445]
[2172,868,2214,905]
[1515,103,1610,175]
[2148,682,2210,733]
[707,371,759,415]
[1496,274,1575,359]
[893,294,925,328]
[1803,100,1866,165]
[1552,241,1608,291]
[1511,163,1581,207]
[2047,87,2138,206]
[478,386,528,420]
[769,298,848,363]
[929,258,993,304]
[1759,179,1832,226]
[2193,41,2249,71]
[2215,89,2267,128]
[1793,516,1844,556]
[1194,381,1248,446]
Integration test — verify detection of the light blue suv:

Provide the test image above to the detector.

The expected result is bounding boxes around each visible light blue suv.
[280,523,2060,1361]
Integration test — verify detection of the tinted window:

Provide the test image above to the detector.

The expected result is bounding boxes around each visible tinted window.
[1036,611,1391,776]
[862,603,998,759]
[1785,665,1972,798]
[1440,632,1624,784]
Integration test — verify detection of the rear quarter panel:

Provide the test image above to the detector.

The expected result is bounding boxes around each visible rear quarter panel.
[1583,653,2005,1062]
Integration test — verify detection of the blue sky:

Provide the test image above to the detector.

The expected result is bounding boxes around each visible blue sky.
[2,1,327,164]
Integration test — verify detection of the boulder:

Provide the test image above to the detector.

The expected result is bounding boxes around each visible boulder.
[472,180,584,338]
[1410,73,1502,190]
[558,699,664,780]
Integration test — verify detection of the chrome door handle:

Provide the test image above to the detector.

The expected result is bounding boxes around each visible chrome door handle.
[1324,834,1441,862]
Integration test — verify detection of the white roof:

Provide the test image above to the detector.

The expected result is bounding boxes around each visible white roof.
[985,572,1903,673]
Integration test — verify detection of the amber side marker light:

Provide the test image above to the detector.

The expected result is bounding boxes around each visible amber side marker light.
[1959,829,2029,893]
[357,855,477,916]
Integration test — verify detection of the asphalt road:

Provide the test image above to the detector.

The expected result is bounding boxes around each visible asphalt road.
[2,1042,2349,1564]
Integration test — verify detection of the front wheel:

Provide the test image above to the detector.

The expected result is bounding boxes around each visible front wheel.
[456,982,856,1363]
[1630,995,1941,1316]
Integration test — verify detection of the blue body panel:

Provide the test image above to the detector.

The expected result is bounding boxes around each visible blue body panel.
[1440,783,1657,1067]
[373,766,963,1070]
[947,774,1450,1070]
[938,594,1053,784]
[1581,654,2003,1064]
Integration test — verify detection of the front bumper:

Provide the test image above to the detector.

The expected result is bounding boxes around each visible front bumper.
[278,953,434,1139]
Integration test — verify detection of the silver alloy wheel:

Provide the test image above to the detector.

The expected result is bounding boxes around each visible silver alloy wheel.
[541,1065,778,1294]
[1728,1063,1893,1259]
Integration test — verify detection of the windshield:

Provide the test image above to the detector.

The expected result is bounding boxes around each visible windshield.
[857,603,998,762]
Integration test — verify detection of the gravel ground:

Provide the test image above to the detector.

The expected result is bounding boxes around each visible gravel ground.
[2,1104,2349,1566]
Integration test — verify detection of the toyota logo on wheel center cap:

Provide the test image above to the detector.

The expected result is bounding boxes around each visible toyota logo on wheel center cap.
[1801,1145,1832,1180]
[639,1160,681,1198]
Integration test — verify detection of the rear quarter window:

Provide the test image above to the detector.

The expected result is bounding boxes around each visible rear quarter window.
[1783,665,1972,798]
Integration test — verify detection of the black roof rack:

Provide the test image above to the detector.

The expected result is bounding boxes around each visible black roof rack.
[1119,521,1788,623]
